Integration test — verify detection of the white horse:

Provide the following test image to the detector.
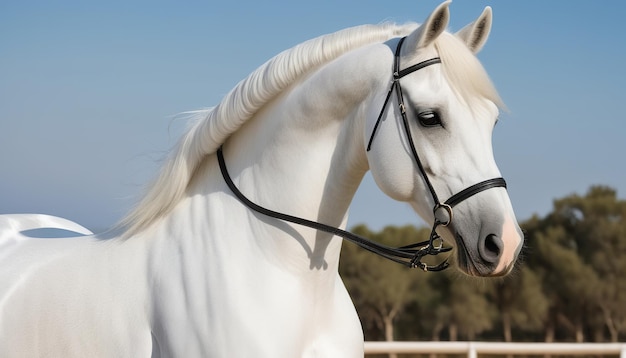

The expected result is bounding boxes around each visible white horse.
[0,2,523,357]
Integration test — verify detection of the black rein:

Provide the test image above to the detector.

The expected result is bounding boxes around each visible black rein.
[216,146,448,270]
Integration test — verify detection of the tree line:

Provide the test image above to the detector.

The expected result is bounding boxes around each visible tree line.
[339,185,626,344]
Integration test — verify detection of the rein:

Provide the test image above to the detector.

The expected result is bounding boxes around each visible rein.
[217,146,447,270]
[217,36,507,271]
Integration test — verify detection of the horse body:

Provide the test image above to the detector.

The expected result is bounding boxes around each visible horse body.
[0,233,152,357]
[1,3,524,357]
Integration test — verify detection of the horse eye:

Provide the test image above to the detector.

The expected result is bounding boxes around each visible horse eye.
[417,111,441,127]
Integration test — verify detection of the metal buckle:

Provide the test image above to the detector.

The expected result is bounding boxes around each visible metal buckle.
[431,234,444,250]
[433,203,453,227]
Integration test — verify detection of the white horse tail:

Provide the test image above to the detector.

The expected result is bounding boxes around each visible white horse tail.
[0,214,93,237]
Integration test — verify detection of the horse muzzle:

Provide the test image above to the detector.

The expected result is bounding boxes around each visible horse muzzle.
[453,215,523,277]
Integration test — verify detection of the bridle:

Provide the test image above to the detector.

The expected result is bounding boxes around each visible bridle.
[217,36,507,271]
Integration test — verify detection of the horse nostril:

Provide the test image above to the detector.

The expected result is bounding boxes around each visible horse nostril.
[479,234,503,263]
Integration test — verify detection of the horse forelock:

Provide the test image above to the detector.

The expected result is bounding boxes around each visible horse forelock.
[117,22,418,238]
[434,32,505,112]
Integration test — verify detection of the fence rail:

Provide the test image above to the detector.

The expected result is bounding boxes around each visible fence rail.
[364,341,626,357]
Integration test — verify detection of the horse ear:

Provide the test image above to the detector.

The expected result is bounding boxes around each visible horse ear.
[412,1,451,49]
[456,6,493,54]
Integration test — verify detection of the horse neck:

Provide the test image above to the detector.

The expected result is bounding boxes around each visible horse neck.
[184,46,385,273]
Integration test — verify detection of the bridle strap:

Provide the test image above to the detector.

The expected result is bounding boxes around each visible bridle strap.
[444,178,507,208]
[366,37,441,153]
[397,58,443,79]
[216,146,450,269]
[370,36,445,205]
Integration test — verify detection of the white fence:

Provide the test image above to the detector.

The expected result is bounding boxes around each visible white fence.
[364,341,626,357]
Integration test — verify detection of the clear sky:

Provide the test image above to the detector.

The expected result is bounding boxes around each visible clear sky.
[1,1,625,232]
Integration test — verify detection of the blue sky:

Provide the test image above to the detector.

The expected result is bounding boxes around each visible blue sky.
[1,1,625,232]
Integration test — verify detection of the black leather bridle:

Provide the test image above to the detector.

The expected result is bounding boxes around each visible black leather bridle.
[217,36,507,271]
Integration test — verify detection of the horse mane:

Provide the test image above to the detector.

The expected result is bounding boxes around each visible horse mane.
[118,23,418,237]
[118,22,504,238]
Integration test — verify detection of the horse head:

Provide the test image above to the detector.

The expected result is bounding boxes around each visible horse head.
[366,2,523,276]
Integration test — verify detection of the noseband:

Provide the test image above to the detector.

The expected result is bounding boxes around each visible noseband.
[217,36,507,271]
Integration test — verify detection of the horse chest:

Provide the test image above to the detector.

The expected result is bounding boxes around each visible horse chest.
[147,236,362,357]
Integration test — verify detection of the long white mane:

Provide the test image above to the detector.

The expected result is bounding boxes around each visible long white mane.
[118,23,417,236]
[118,23,503,237]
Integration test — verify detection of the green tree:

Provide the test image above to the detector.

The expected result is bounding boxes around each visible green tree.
[488,264,549,342]
[551,186,626,342]
[523,186,626,342]
[530,223,599,342]
[340,225,435,346]
[341,185,626,345]
[429,272,496,341]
